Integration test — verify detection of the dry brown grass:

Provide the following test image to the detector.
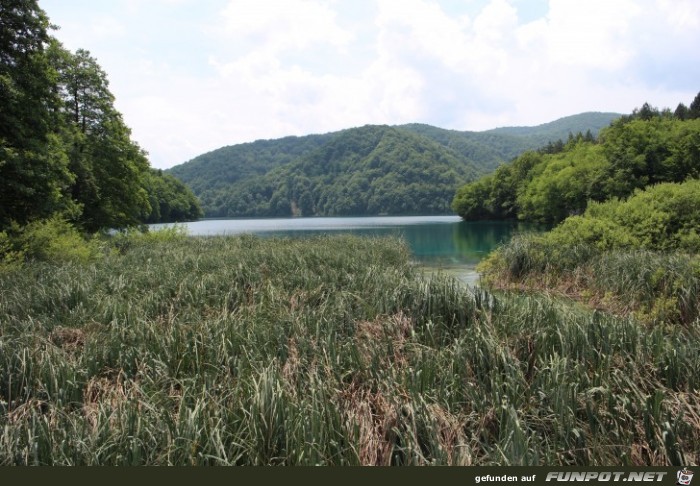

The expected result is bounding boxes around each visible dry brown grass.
[49,326,86,352]
[355,312,414,369]
[337,382,398,466]
[426,403,473,466]
[82,372,140,431]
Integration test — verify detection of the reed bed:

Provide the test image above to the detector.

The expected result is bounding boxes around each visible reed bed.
[481,234,700,326]
[0,235,698,465]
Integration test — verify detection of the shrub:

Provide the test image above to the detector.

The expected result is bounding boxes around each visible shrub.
[544,215,639,250]
[542,179,700,252]
[0,218,102,266]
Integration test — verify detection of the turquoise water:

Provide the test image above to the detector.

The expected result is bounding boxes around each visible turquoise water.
[153,216,539,285]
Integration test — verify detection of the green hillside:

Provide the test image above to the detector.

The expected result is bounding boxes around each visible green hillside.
[399,124,530,172]
[484,112,621,148]
[196,125,480,217]
[169,113,620,218]
[401,112,619,172]
[168,134,333,195]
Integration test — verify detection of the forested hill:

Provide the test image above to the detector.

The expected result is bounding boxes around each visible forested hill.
[168,134,334,196]
[172,125,480,217]
[452,96,700,224]
[484,112,621,148]
[401,112,620,172]
[169,113,619,218]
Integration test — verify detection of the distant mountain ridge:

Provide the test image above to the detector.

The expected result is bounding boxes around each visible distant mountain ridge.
[168,112,621,218]
[484,112,622,145]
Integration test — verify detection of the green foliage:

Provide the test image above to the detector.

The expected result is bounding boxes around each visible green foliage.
[191,126,481,218]
[0,231,23,268]
[21,218,102,263]
[49,45,155,231]
[484,112,620,148]
[600,117,700,196]
[168,134,334,195]
[481,180,700,326]
[690,92,700,119]
[517,143,609,222]
[401,123,531,172]
[0,1,77,227]
[108,224,188,254]
[547,180,700,252]
[451,175,495,220]
[451,151,547,220]
[674,103,690,121]
[487,179,700,272]
[0,133,78,227]
[0,5,202,236]
[0,217,102,265]
[142,170,203,223]
[544,215,639,250]
[454,97,700,224]
[169,114,620,219]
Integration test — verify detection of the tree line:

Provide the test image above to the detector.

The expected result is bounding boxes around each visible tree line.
[0,0,202,236]
[452,94,700,224]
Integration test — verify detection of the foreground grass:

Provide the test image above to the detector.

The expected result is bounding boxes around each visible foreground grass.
[0,235,698,465]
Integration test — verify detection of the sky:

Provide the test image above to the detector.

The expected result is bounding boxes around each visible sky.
[40,0,700,169]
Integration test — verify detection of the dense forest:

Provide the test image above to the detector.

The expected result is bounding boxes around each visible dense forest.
[404,112,620,172]
[169,113,618,218]
[169,134,335,196]
[193,125,483,217]
[452,96,700,224]
[0,1,201,241]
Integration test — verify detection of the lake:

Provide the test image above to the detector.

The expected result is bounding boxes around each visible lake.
[153,216,539,285]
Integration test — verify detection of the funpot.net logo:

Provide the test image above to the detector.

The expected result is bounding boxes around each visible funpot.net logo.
[544,472,668,482]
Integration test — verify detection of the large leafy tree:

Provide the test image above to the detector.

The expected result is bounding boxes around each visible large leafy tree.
[49,45,152,231]
[0,0,75,228]
[1,2,202,232]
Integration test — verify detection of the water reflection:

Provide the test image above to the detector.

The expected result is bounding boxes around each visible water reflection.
[395,220,541,285]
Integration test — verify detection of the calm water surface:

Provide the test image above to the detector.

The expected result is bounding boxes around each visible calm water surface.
[154,216,539,285]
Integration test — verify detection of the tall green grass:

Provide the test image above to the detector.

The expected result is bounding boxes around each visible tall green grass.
[1,235,698,465]
[481,234,700,326]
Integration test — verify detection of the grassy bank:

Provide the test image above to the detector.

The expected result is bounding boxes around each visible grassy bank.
[480,234,700,327]
[477,179,700,327]
[1,235,698,465]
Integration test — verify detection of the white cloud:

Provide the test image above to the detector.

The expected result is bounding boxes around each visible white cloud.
[657,0,700,29]
[532,0,641,69]
[40,0,700,168]
[374,0,471,67]
[473,0,518,45]
[218,0,353,51]
[86,16,127,41]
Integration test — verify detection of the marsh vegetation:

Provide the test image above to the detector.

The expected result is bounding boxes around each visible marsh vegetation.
[1,234,698,465]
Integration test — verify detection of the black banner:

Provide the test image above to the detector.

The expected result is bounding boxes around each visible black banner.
[0,466,694,486]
